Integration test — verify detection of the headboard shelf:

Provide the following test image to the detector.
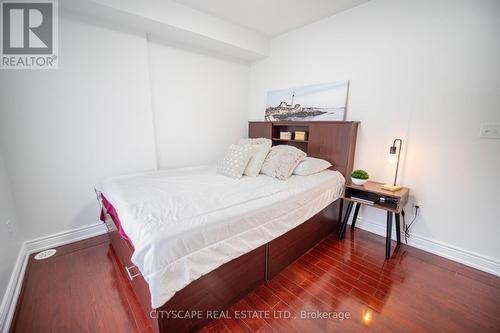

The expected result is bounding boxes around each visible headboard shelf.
[249,121,359,179]
[271,138,309,143]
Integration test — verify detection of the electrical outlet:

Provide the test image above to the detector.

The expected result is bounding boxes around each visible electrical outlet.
[479,123,500,139]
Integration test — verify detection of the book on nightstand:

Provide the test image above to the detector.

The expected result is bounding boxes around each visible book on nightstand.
[349,192,380,205]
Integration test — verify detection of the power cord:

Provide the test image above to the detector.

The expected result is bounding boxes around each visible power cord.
[402,205,419,244]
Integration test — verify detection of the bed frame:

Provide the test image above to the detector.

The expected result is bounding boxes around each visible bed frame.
[105,121,359,333]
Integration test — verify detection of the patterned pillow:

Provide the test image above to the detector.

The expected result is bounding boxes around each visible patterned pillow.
[238,138,272,177]
[261,145,306,180]
[217,144,253,179]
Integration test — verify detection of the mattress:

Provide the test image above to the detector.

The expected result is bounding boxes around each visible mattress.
[99,165,345,308]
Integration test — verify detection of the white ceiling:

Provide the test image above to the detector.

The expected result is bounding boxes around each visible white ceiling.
[173,0,371,37]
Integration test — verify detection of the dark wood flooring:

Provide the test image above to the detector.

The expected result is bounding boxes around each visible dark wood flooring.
[10,228,500,333]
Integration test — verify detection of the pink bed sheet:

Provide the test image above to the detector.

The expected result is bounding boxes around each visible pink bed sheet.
[100,194,132,247]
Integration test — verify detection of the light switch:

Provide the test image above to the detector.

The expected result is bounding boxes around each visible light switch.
[479,123,500,139]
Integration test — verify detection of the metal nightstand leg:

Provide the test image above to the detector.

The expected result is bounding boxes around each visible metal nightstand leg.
[386,212,393,259]
[338,201,353,240]
[350,203,360,230]
[395,213,401,245]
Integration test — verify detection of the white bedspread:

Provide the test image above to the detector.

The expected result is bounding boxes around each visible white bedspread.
[100,165,345,308]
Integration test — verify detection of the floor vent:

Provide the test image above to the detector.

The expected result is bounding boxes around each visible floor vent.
[34,249,57,260]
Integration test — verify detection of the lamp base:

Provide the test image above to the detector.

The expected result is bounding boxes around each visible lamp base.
[381,184,402,192]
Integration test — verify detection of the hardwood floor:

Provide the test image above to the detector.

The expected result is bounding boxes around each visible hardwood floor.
[10,235,152,333]
[10,228,500,333]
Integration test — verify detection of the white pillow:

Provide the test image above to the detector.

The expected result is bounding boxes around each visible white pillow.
[293,157,332,176]
[216,144,253,179]
[238,138,272,177]
[261,145,306,180]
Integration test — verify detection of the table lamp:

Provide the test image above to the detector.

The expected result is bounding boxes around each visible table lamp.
[381,139,403,191]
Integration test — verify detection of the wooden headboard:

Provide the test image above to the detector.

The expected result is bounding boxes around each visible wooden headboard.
[248,121,359,179]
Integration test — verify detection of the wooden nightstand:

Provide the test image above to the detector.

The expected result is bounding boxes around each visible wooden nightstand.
[339,181,409,259]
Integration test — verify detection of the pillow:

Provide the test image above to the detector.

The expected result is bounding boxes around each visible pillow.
[238,138,272,177]
[261,145,306,180]
[293,157,332,176]
[217,144,253,179]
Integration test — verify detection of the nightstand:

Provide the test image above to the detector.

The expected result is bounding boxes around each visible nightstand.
[339,181,409,259]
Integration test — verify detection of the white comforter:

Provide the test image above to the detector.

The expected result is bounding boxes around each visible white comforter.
[100,165,345,308]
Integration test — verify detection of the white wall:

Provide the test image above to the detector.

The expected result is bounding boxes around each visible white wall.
[249,0,500,261]
[0,16,158,241]
[0,10,252,322]
[0,10,251,257]
[0,151,23,301]
[148,40,250,168]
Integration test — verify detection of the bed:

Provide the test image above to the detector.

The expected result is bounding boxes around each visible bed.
[99,121,359,332]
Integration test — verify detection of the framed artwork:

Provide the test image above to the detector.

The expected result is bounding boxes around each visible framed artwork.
[265,81,349,121]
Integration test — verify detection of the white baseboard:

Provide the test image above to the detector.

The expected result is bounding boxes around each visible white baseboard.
[0,243,28,333]
[352,216,500,277]
[24,222,107,254]
[0,222,107,333]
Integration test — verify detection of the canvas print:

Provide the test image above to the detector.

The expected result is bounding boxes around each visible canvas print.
[265,81,349,121]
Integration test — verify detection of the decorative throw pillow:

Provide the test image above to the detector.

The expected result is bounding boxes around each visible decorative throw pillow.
[261,145,306,180]
[217,144,253,179]
[238,138,272,177]
[293,157,332,176]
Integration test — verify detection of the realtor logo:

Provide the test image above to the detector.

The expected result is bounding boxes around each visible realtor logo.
[1,0,58,69]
